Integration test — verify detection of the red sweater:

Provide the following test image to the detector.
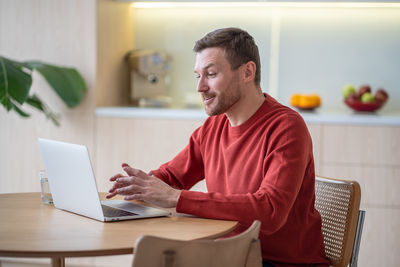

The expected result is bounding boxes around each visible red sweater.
[152,95,329,266]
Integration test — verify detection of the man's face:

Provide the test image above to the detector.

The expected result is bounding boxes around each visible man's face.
[194,47,242,116]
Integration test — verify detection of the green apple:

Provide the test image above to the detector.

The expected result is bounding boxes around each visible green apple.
[361,92,375,103]
[342,84,356,99]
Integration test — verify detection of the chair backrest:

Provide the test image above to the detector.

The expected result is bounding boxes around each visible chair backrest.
[315,176,362,267]
[132,220,262,267]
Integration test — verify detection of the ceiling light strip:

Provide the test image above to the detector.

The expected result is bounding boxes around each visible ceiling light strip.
[132,2,400,9]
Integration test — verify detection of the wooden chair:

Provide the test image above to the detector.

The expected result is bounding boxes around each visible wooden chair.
[315,176,366,267]
[131,220,262,267]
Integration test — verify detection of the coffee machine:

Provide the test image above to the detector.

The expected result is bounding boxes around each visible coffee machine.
[126,50,172,107]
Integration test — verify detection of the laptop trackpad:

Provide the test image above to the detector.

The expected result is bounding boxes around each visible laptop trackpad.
[101,199,160,215]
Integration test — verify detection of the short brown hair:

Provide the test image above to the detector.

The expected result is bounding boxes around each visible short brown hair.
[193,27,261,86]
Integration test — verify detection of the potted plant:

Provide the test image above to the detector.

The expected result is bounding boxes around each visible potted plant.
[0,55,87,126]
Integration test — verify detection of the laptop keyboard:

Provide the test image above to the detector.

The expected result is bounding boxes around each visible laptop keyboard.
[101,205,138,217]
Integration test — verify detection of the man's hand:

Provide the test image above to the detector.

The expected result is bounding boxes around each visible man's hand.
[106,163,181,208]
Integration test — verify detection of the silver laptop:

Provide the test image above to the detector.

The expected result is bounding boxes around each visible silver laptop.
[38,138,170,222]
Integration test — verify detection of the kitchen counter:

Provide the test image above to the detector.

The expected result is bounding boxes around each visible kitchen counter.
[95,107,400,126]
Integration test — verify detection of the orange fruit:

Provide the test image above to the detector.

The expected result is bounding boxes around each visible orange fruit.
[290,93,321,109]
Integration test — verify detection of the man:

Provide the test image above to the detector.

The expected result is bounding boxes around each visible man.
[107,28,329,267]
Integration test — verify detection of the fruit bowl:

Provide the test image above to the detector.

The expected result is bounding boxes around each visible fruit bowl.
[342,84,388,112]
[344,99,384,112]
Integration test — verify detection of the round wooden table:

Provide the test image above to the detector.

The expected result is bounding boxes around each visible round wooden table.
[0,193,238,267]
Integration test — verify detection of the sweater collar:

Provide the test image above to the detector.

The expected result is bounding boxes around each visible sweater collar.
[228,93,277,135]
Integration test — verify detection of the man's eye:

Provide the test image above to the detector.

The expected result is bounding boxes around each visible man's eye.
[195,74,200,79]
[207,72,216,77]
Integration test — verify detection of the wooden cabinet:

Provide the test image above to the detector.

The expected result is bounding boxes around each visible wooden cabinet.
[316,125,400,267]
[94,117,204,192]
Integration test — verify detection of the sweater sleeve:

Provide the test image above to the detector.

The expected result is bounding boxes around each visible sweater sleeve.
[176,114,313,235]
[151,127,205,190]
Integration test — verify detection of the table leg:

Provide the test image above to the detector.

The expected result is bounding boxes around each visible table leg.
[51,257,65,267]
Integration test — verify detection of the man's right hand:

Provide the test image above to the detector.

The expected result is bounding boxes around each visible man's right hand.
[106,163,181,208]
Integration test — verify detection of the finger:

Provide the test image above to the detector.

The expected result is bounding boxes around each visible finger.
[121,163,145,177]
[106,191,118,199]
[116,176,147,187]
[123,166,148,179]
[108,176,130,192]
[114,176,135,186]
[109,173,124,182]
[108,181,125,193]
[116,184,143,196]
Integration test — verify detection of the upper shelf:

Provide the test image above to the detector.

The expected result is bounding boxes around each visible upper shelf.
[95,107,400,126]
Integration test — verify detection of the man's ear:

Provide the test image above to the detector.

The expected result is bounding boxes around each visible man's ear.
[242,61,256,83]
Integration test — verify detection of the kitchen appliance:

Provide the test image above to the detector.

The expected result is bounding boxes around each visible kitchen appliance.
[126,50,172,106]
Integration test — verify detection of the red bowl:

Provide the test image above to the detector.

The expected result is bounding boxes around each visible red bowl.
[344,99,384,112]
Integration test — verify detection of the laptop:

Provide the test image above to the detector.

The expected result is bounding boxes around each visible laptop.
[38,138,170,222]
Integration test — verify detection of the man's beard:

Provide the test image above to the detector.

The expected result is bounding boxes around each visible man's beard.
[203,88,241,116]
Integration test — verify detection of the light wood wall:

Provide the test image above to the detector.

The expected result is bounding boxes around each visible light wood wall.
[96,0,134,107]
[0,0,97,193]
[0,1,133,265]
[0,0,134,194]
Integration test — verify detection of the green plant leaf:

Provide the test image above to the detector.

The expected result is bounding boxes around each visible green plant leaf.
[9,100,30,117]
[0,56,32,105]
[25,94,60,126]
[26,61,86,108]
[1,55,85,126]
[0,94,30,117]
[0,94,12,111]
[25,94,43,110]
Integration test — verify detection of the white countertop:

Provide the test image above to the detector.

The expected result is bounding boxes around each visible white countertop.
[95,106,400,126]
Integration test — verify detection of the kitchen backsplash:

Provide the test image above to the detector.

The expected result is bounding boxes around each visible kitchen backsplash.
[133,5,400,111]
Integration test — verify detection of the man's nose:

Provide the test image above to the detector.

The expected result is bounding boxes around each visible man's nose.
[197,77,208,93]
